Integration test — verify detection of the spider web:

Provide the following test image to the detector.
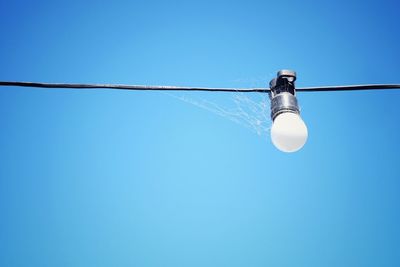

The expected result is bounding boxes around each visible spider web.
[166,92,271,136]
[164,75,274,136]
[166,72,275,136]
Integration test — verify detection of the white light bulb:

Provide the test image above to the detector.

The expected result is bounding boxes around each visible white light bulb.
[271,112,308,153]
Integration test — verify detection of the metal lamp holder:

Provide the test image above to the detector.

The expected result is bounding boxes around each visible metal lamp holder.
[269,70,301,121]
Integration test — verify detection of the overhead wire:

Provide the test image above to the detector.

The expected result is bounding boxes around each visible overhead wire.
[297,84,400,92]
[1,81,400,92]
[0,81,267,93]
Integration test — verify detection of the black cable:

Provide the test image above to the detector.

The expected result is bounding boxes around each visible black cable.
[0,81,267,93]
[297,84,400,92]
[1,81,400,92]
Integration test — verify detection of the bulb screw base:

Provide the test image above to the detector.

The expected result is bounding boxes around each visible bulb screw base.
[270,93,299,120]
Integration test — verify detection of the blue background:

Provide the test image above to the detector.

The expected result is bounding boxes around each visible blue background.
[1,0,399,266]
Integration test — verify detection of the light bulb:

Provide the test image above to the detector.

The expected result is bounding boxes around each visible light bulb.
[271,112,308,153]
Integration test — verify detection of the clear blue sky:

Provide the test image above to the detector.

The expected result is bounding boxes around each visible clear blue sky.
[1,0,399,266]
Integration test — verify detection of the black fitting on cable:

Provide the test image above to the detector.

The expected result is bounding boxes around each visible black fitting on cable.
[269,70,297,97]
